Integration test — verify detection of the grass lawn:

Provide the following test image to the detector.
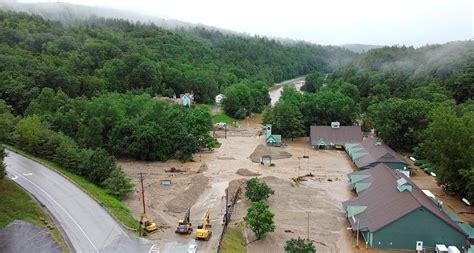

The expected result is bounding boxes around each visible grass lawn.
[5,145,138,231]
[212,113,238,125]
[220,223,246,253]
[0,179,69,252]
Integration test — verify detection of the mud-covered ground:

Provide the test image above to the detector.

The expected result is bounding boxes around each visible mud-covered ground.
[119,110,474,253]
[119,119,358,253]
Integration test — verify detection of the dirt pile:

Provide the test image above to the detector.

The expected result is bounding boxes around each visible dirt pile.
[236,168,261,177]
[227,178,247,201]
[249,144,292,163]
[165,175,209,213]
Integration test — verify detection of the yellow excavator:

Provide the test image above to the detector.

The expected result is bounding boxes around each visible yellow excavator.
[195,209,212,240]
[140,214,158,233]
[175,208,193,234]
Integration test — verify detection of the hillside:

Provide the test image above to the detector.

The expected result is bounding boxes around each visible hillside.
[0,9,353,110]
[339,43,384,53]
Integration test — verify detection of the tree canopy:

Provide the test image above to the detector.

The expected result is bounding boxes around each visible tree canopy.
[245,201,275,240]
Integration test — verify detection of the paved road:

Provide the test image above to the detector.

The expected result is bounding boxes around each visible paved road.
[5,150,155,253]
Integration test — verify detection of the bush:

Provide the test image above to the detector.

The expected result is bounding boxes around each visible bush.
[285,237,316,253]
[103,167,134,199]
[245,178,274,202]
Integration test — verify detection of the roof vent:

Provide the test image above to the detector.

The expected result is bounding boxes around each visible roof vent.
[397,178,412,192]
[375,139,382,146]
[331,122,340,129]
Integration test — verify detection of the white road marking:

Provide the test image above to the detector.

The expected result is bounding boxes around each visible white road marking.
[23,173,33,176]
[9,175,18,180]
[149,245,160,253]
[8,168,100,253]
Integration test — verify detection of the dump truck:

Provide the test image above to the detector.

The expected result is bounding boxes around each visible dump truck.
[176,208,193,234]
[195,209,212,240]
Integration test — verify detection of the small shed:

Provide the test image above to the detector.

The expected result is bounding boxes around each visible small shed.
[260,155,271,166]
[179,93,194,107]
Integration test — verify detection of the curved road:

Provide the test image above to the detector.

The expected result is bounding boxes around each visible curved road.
[5,150,156,253]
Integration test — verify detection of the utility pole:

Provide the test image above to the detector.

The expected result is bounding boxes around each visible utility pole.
[356,218,360,249]
[225,188,229,225]
[224,124,227,139]
[139,172,146,214]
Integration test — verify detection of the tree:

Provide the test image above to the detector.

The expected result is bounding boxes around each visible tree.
[0,147,5,180]
[103,167,134,199]
[368,98,431,150]
[245,201,275,240]
[304,72,325,93]
[0,99,17,144]
[245,178,274,202]
[285,238,316,253]
[300,91,358,128]
[448,63,474,103]
[420,103,473,199]
[16,115,47,153]
[264,101,305,140]
[222,83,254,119]
[280,86,303,107]
[77,148,116,184]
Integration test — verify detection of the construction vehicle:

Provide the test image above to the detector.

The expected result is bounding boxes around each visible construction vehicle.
[138,172,158,234]
[140,214,158,233]
[175,208,193,234]
[195,209,212,240]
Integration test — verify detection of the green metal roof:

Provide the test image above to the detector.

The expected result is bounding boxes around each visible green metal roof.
[346,205,367,217]
[266,134,281,143]
[344,143,359,149]
[350,174,371,184]
[355,183,372,193]
[468,245,474,253]
[351,152,368,160]
[443,210,463,223]
[459,223,474,239]
[348,147,364,156]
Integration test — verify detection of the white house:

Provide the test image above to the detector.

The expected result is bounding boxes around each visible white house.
[215,94,225,104]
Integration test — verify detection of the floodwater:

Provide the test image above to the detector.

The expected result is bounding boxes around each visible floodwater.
[268,76,305,106]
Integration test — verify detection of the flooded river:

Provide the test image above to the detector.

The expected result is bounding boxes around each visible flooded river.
[268,76,305,106]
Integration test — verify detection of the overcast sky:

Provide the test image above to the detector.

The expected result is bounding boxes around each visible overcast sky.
[19,0,473,46]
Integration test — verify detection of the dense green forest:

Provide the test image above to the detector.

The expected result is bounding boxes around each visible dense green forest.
[266,42,474,201]
[0,10,353,197]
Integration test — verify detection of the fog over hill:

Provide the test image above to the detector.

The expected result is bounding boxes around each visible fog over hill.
[0,1,234,33]
[0,0,385,51]
[340,44,384,53]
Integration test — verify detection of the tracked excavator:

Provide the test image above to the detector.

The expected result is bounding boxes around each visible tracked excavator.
[195,209,212,240]
[138,172,158,234]
[175,208,193,234]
